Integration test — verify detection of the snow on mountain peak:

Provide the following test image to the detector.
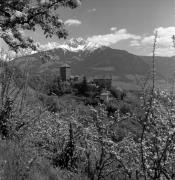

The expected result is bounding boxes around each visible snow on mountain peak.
[67,38,86,48]
[59,38,103,52]
[38,38,105,52]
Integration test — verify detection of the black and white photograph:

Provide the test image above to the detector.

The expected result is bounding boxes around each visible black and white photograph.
[0,0,175,179]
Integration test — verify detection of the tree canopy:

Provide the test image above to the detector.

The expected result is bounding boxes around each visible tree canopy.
[0,0,81,52]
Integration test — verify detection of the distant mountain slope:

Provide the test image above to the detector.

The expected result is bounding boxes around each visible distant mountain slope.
[70,48,150,78]
[12,38,175,90]
[13,39,150,79]
[141,56,175,80]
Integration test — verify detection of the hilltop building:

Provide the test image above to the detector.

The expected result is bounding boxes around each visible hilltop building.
[59,64,112,90]
[60,63,71,81]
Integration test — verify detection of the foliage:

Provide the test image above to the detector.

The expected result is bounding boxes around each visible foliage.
[0,0,81,51]
[84,97,100,107]
[28,72,64,96]
[53,123,77,171]
[1,48,175,180]
[38,94,59,113]
[119,102,132,115]
[47,76,64,96]
[74,76,89,96]
[110,87,126,100]
[1,77,175,180]
[0,98,13,138]
[0,140,65,180]
[106,103,118,117]
[135,90,175,179]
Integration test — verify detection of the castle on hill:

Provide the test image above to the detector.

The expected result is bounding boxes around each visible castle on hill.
[60,63,71,81]
[59,63,112,89]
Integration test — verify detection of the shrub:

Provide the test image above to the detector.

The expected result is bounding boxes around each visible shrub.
[53,123,77,171]
[0,140,64,180]
[28,72,64,96]
[61,82,72,95]
[38,94,59,113]
[110,87,126,100]
[106,103,118,117]
[119,103,132,115]
[0,98,13,139]
[0,140,35,180]
[84,97,99,106]
[73,77,89,96]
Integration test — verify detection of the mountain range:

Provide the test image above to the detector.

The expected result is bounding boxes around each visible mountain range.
[13,38,175,90]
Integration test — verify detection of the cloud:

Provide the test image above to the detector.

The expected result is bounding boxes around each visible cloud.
[65,19,82,26]
[36,28,141,52]
[38,42,60,51]
[87,28,141,46]
[88,8,97,13]
[138,27,175,56]
[141,36,154,46]
[110,27,117,32]
[142,27,174,47]
[35,26,175,57]
[130,40,140,47]
[153,47,175,57]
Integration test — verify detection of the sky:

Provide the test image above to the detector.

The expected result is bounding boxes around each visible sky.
[1,0,175,56]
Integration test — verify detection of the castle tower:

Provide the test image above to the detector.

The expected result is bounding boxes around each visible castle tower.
[60,63,71,81]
